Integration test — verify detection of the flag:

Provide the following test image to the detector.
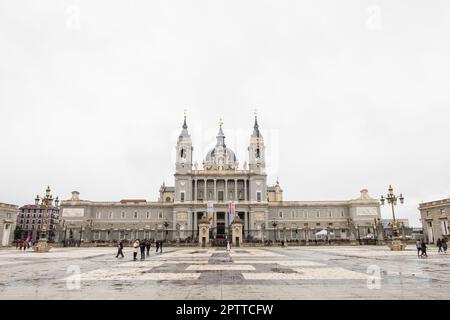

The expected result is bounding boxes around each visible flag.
[228,201,235,225]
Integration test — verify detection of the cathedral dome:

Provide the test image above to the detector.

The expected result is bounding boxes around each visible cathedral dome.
[203,120,238,170]
[205,147,237,162]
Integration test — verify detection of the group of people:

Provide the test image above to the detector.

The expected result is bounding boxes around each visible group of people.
[115,239,165,261]
[416,238,448,258]
[16,239,33,251]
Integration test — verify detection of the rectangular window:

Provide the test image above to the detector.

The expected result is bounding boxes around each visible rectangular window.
[329,211,332,218]
[291,230,297,239]
[109,212,113,219]
[316,222,321,226]
[146,212,150,219]
[134,212,138,219]
[94,232,100,240]
[279,211,283,218]
[121,212,125,219]
[181,192,185,202]
[316,211,320,218]
[96,212,101,219]
[341,211,344,217]
[158,212,163,219]
[257,192,262,202]
[218,191,224,201]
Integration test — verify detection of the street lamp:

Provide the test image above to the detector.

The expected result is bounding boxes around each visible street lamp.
[33,186,58,252]
[380,185,406,250]
[272,219,278,243]
[380,185,404,237]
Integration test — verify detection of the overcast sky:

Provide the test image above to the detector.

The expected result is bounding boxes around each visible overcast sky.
[1,0,450,227]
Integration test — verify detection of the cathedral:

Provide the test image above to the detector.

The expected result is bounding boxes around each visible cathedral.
[59,115,382,244]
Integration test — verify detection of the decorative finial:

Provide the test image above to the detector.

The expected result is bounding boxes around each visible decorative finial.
[182,110,188,130]
[219,117,223,128]
[253,110,260,136]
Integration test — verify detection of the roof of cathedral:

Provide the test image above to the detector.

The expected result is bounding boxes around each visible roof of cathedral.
[252,114,262,138]
[179,114,190,138]
[205,121,237,163]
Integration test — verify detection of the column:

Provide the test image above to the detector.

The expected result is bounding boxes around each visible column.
[194,179,197,201]
[225,179,228,201]
[214,179,217,201]
[234,179,238,201]
[244,179,247,201]
[194,212,198,235]
[204,179,207,201]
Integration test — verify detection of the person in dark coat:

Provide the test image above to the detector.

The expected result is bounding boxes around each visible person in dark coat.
[159,240,163,253]
[155,240,160,253]
[139,240,146,260]
[145,239,151,256]
[443,238,448,254]
[116,241,124,258]
[421,240,428,258]
[437,238,443,253]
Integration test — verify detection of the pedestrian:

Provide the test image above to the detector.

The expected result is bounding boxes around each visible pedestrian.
[421,240,428,258]
[19,239,23,250]
[116,241,124,258]
[437,238,443,253]
[145,239,151,257]
[442,238,448,254]
[159,240,163,253]
[416,239,422,257]
[155,240,160,253]
[139,240,146,260]
[133,239,140,261]
[226,241,231,254]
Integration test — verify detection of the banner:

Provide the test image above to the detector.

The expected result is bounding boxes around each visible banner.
[227,201,235,225]
[207,201,214,228]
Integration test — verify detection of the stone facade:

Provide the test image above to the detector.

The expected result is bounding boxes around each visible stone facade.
[0,203,18,246]
[419,198,450,243]
[58,115,382,244]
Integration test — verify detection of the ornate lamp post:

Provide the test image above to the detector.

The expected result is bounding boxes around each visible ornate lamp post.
[176,223,181,245]
[261,223,266,244]
[380,185,406,251]
[33,186,58,252]
[272,219,278,243]
[164,220,169,242]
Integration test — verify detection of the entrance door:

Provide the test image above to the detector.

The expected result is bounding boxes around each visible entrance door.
[2,224,11,246]
[216,223,225,239]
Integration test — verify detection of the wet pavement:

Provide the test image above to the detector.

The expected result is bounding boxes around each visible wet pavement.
[0,245,449,299]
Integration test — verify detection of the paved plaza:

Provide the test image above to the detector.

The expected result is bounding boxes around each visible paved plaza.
[0,245,449,299]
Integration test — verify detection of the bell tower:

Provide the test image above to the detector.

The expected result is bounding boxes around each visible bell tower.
[248,113,266,174]
[175,112,193,174]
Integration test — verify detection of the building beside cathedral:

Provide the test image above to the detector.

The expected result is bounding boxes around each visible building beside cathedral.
[58,115,382,244]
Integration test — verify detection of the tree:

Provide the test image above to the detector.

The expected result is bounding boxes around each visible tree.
[14,225,23,240]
